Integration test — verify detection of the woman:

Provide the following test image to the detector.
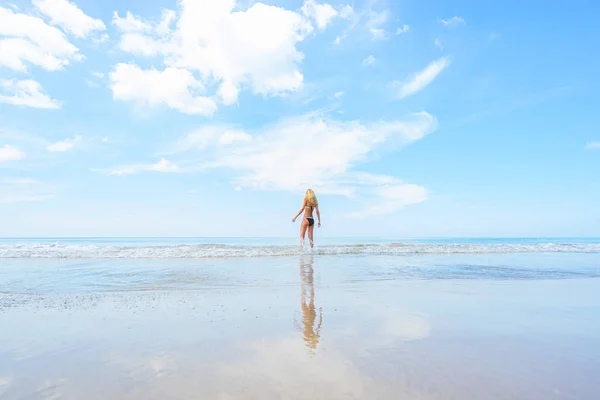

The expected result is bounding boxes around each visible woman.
[292,189,321,248]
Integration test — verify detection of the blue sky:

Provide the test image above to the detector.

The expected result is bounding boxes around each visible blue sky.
[0,0,599,237]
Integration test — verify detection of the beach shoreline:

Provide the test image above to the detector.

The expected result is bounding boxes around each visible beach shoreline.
[1,251,599,399]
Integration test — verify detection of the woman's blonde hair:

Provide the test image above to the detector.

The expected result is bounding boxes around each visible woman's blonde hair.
[305,188,318,206]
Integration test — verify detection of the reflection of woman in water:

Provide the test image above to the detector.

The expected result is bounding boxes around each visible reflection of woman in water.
[294,256,323,352]
[292,188,321,248]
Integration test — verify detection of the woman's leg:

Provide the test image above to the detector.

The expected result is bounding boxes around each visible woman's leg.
[300,219,308,247]
[308,223,315,248]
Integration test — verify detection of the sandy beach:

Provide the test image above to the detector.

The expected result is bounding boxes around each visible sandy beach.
[1,250,600,399]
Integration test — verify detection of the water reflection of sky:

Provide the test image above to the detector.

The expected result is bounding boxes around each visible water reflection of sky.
[0,255,599,399]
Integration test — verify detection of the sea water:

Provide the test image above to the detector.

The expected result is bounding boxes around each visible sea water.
[1,238,599,399]
[1,237,599,258]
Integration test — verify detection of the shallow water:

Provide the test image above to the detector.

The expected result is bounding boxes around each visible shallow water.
[1,249,599,399]
[1,237,600,258]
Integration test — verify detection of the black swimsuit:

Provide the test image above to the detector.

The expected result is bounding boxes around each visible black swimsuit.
[306,205,315,226]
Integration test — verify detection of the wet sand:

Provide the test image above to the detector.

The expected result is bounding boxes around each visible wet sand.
[1,254,599,399]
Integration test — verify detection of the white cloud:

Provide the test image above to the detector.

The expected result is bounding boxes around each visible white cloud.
[301,0,339,30]
[370,28,388,40]
[155,9,177,35]
[334,91,344,99]
[111,0,324,109]
[219,131,252,145]
[217,80,239,106]
[93,33,109,44]
[164,126,253,154]
[112,11,152,32]
[346,182,428,218]
[333,6,392,44]
[46,135,82,152]
[156,112,437,216]
[340,5,354,19]
[32,0,106,39]
[586,141,600,150]
[439,16,466,28]
[395,24,410,35]
[87,71,105,88]
[362,55,376,66]
[102,137,109,143]
[109,63,217,116]
[0,6,82,72]
[0,79,60,109]
[366,10,389,40]
[0,144,26,161]
[434,38,443,50]
[393,56,450,99]
[106,158,180,176]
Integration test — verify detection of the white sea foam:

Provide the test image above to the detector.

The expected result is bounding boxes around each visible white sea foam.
[0,242,599,258]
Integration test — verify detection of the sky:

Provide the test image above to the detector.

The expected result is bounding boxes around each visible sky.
[0,0,599,238]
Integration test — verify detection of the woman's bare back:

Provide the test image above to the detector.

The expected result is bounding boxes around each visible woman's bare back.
[303,203,315,218]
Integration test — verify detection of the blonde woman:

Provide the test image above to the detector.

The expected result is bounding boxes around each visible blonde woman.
[292,189,321,248]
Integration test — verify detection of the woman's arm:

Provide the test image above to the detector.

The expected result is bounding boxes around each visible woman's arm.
[315,204,321,227]
[292,199,306,222]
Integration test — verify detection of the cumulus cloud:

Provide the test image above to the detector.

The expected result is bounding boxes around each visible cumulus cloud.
[0,6,83,72]
[0,3,104,107]
[112,11,152,32]
[301,0,339,30]
[439,16,466,28]
[0,79,60,109]
[0,144,26,161]
[110,0,345,111]
[393,56,450,99]
[109,63,217,116]
[170,114,435,189]
[145,112,437,215]
[46,135,82,152]
[32,0,106,39]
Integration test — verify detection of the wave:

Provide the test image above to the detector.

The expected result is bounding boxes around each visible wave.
[1,242,600,258]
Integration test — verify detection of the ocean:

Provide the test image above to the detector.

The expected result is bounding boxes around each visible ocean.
[1,236,600,258]
[1,237,599,399]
